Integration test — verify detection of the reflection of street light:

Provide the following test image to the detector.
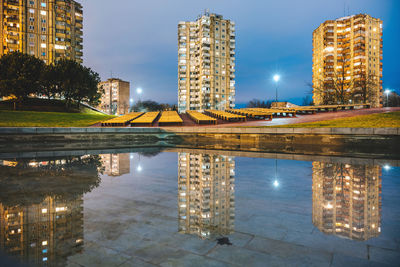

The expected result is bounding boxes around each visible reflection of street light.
[273,74,280,103]
[137,165,142,172]
[384,89,391,107]
[272,158,279,188]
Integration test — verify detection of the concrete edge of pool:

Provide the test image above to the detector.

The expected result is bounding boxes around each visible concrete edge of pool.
[0,127,398,135]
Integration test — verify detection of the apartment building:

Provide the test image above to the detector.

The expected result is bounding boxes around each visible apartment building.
[312,162,381,241]
[98,78,130,115]
[178,153,235,239]
[178,12,236,113]
[312,14,383,107]
[0,0,83,64]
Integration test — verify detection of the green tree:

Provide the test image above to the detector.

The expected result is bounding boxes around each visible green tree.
[41,64,61,100]
[54,59,82,108]
[0,52,44,109]
[72,65,102,107]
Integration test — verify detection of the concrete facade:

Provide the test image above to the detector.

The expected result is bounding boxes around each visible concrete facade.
[98,78,130,115]
[178,12,236,112]
[313,14,382,107]
[0,0,83,64]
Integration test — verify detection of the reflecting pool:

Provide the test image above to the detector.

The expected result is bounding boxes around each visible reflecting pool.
[0,149,399,266]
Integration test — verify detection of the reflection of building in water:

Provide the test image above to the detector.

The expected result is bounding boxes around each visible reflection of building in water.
[0,196,83,266]
[312,162,382,241]
[0,155,102,265]
[178,153,235,239]
[101,154,130,176]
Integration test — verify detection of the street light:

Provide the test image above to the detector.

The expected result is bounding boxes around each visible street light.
[383,164,391,171]
[273,74,280,103]
[384,89,391,107]
[136,88,143,102]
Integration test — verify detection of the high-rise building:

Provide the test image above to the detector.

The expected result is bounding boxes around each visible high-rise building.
[100,153,130,177]
[178,153,235,239]
[178,12,236,113]
[312,162,381,241]
[98,78,130,115]
[0,0,83,64]
[312,14,382,107]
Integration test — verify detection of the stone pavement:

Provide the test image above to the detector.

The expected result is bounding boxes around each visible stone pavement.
[209,107,400,127]
[64,153,400,267]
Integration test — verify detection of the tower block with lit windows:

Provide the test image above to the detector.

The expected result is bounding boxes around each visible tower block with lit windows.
[312,162,381,241]
[178,12,236,112]
[178,153,235,239]
[0,0,83,64]
[98,78,130,115]
[312,14,383,107]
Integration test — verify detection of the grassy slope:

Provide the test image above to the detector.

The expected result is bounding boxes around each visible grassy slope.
[0,98,102,114]
[0,110,115,127]
[269,111,400,128]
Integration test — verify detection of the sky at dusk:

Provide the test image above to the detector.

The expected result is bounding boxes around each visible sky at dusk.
[82,0,399,105]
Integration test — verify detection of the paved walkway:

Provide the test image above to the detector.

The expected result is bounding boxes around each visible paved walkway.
[94,108,400,128]
[207,107,400,127]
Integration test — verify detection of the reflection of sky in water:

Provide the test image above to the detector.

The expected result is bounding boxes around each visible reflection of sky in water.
[0,152,399,266]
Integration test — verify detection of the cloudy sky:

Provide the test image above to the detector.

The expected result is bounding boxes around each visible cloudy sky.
[82,0,399,105]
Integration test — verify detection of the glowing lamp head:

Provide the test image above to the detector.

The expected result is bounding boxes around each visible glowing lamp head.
[273,180,279,188]
[384,89,391,95]
[130,98,134,103]
[273,75,280,82]
[383,164,391,171]
[137,165,143,172]
[136,88,143,94]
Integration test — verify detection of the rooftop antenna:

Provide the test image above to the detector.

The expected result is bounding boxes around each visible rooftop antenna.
[110,70,113,79]
[343,2,346,17]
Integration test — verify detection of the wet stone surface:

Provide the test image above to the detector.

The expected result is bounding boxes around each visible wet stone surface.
[0,150,399,266]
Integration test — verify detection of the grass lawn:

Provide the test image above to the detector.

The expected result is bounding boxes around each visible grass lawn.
[269,111,400,128]
[0,110,115,127]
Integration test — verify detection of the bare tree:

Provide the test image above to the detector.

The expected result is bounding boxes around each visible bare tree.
[311,58,355,105]
[352,61,379,106]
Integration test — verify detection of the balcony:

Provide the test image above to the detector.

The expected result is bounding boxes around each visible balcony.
[7,26,18,32]
[5,0,20,7]
[5,17,19,23]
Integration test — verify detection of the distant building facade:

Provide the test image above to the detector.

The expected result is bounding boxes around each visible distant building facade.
[178,153,235,239]
[98,78,130,115]
[312,14,382,107]
[0,0,83,64]
[178,12,236,113]
[312,161,381,241]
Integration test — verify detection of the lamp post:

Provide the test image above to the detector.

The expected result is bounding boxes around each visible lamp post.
[273,74,280,103]
[136,88,143,102]
[129,98,134,112]
[384,89,391,107]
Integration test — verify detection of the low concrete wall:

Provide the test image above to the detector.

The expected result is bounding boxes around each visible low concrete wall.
[0,127,398,159]
[0,127,398,135]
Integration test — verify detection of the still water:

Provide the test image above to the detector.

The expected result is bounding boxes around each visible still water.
[0,149,399,266]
